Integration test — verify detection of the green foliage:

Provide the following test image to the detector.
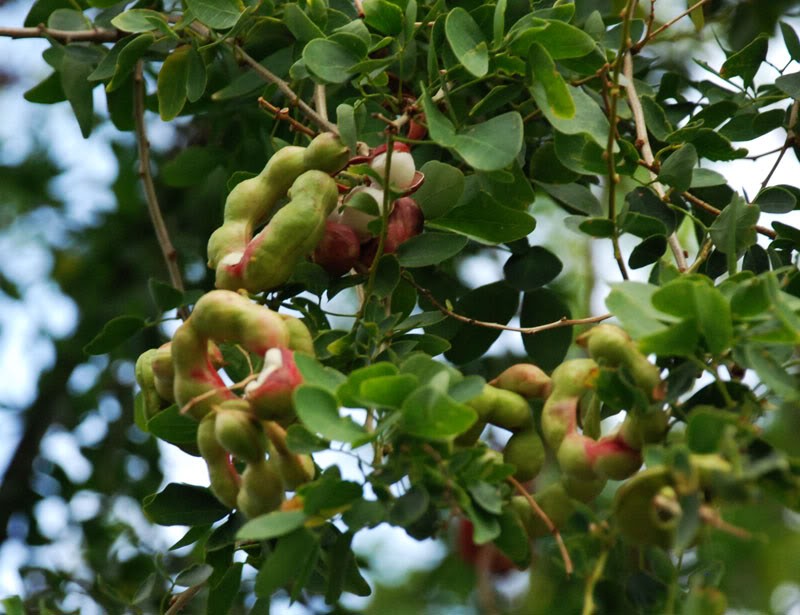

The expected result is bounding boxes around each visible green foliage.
[5,0,800,613]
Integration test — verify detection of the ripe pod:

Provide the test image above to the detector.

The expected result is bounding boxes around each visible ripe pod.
[245,348,304,422]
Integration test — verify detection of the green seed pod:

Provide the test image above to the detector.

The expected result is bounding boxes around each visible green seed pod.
[613,466,675,548]
[214,405,267,464]
[577,324,662,400]
[151,343,175,402]
[468,385,533,431]
[135,349,165,421]
[303,132,350,173]
[490,363,552,400]
[541,359,597,451]
[279,313,315,355]
[561,475,606,502]
[197,414,240,509]
[237,459,285,518]
[503,429,545,482]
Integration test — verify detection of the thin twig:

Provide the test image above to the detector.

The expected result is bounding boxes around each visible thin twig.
[235,46,339,135]
[582,547,610,615]
[133,61,188,318]
[0,25,120,42]
[698,505,752,540]
[406,274,611,335]
[179,374,257,416]
[760,100,799,190]
[680,191,776,239]
[257,97,316,136]
[313,84,329,123]
[622,53,688,271]
[631,0,712,53]
[508,476,573,576]
[165,583,204,615]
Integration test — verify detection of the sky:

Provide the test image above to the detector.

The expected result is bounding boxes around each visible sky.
[1,0,800,611]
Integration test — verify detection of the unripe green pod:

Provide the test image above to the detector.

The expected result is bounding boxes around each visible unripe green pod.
[613,466,675,548]
[151,343,176,402]
[619,410,669,449]
[279,313,315,355]
[237,459,284,518]
[197,414,240,509]
[214,404,267,463]
[577,324,662,400]
[271,446,316,491]
[541,359,597,450]
[562,475,606,502]
[135,349,164,421]
[468,385,533,431]
[556,433,595,481]
[303,132,351,173]
[503,429,545,482]
[490,363,553,400]
[588,434,643,480]
[511,483,574,539]
[216,170,339,292]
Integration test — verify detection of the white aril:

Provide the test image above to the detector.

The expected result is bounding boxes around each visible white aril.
[370,148,415,190]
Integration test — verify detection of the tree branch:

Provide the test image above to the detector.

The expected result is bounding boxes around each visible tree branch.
[631,0,712,53]
[133,61,188,318]
[165,583,204,615]
[0,25,120,43]
[680,191,777,239]
[760,100,799,190]
[406,274,611,335]
[623,53,688,271]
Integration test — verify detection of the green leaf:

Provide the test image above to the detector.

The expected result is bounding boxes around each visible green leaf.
[606,281,673,338]
[303,38,362,84]
[107,33,155,92]
[294,385,366,443]
[781,22,800,62]
[720,34,768,88]
[146,405,199,452]
[84,315,146,355]
[111,9,171,34]
[493,0,507,47]
[185,0,242,29]
[503,246,563,291]
[775,71,800,100]
[428,191,536,244]
[362,0,404,35]
[359,374,419,408]
[1,596,24,615]
[709,196,759,262]
[400,386,477,440]
[186,46,207,102]
[175,564,214,587]
[337,363,398,407]
[520,288,572,370]
[285,424,330,453]
[451,112,524,171]
[143,483,230,526]
[48,8,90,30]
[389,486,430,525]
[206,562,243,614]
[336,104,357,156]
[528,43,574,119]
[445,7,489,77]
[657,144,697,192]
[530,84,610,149]
[255,529,319,597]
[510,18,596,59]
[628,235,667,269]
[60,52,95,138]
[237,510,307,541]
[294,354,346,392]
[284,3,325,41]
[299,475,362,516]
[396,232,468,267]
[754,186,797,214]
[639,318,699,357]
[537,181,603,216]
[157,46,190,121]
[148,278,184,311]
[413,161,465,219]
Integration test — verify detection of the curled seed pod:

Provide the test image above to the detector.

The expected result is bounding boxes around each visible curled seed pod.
[558,432,642,481]
[561,474,606,502]
[197,414,240,509]
[237,459,285,518]
[150,343,176,402]
[490,363,552,400]
[245,348,303,421]
[171,290,293,419]
[540,359,597,451]
[577,324,663,400]
[312,220,361,277]
[503,429,545,482]
[215,170,339,292]
[613,466,676,548]
[214,404,267,464]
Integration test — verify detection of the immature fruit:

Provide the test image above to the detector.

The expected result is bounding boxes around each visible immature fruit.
[503,429,545,482]
[197,414,240,509]
[236,459,284,518]
[312,220,361,276]
[214,405,267,463]
[490,363,552,400]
